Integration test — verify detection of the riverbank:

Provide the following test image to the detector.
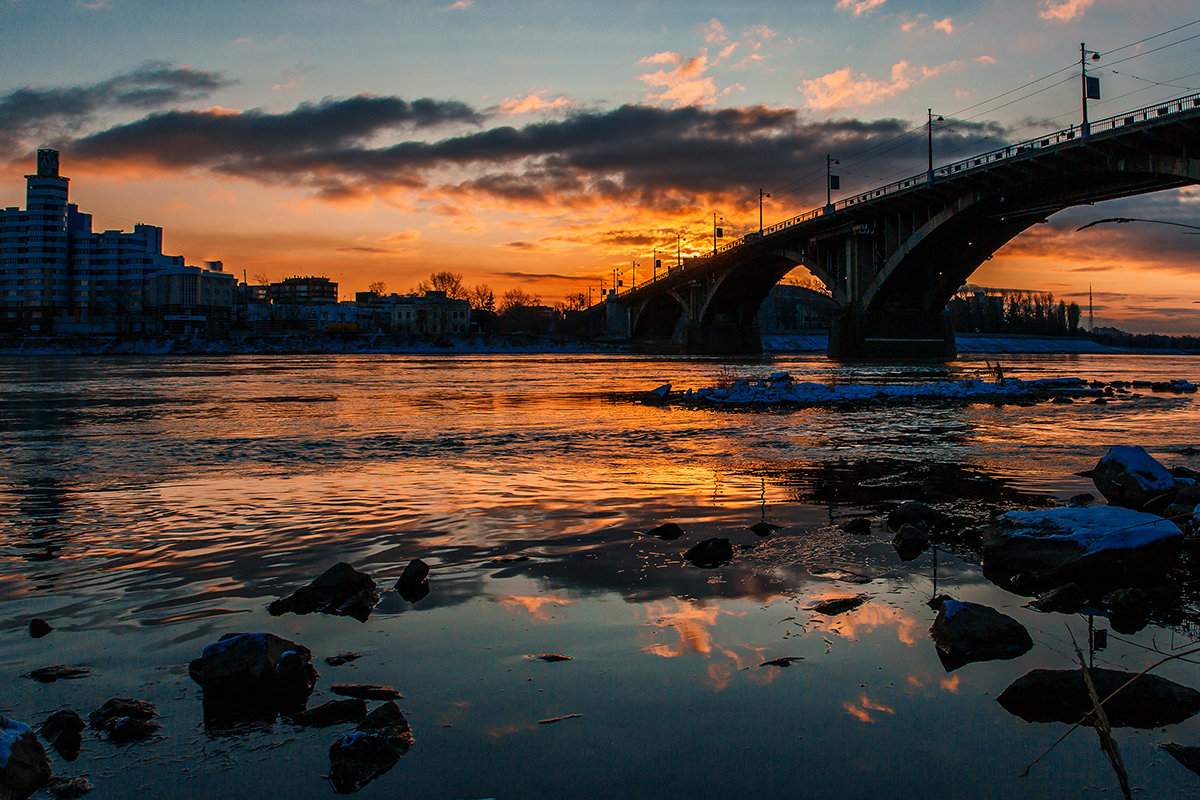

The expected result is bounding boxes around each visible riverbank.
[0,331,1194,356]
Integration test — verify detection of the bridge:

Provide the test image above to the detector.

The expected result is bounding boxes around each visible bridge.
[589,92,1200,358]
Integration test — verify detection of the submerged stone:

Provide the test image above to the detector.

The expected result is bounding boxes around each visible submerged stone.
[891,523,930,561]
[331,684,402,701]
[643,523,685,540]
[290,699,368,729]
[809,594,869,615]
[88,699,159,743]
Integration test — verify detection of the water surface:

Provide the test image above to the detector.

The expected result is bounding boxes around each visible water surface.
[2,353,1199,798]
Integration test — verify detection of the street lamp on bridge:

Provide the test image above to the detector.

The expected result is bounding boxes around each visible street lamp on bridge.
[713,212,724,254]
[759,188,771,234]
[826,155,840,210]
[927,109,944,182]
[1081,43,1101,137]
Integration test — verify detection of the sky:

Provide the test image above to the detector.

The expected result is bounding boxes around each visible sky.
[1,0,1199,332]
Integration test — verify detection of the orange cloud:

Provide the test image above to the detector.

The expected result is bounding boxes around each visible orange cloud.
[843,693,895,723]
[496,91,576,116]
[802,60,962,111]
[1039,0,1094,21]
[836,0,886,17]
[494,595,576,620]
[642,599,722,658]
[638,51,722,108]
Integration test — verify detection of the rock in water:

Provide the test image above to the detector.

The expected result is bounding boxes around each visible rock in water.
[891,523,930,561]
[1091,445,1176,511]
[929,600,1033,671]
[643,523,685,540]
[290,699,368,728]
[886,501,948,533]
[331,684,402,701]
[982,506,1182,593]
[748,522,781,536]
[0,716,51,800]
[395,559,430,603]
[44,777,92,799]
[683,538,733,568]
[1103,587,1151,634]
[1028,583,1088,614]
[997,668,1200,728]
[39,711,84,762]
[328,701,413,793]
[88,699,159,743]
[189,632,318,717]
[28,619,51,639]
[268,562,379,621]
[809,595,869,615]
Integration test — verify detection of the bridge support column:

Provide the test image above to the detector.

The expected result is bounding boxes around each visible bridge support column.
[605,295,631,340]
[827,305,956,359]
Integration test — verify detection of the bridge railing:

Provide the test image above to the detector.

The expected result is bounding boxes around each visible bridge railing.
[608,91,1200,303]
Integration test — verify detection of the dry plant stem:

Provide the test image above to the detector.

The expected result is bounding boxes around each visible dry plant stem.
[1019,636,1200,779]
[1069,630,1133,800]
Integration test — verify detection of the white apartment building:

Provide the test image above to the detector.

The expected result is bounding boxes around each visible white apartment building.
[0,150,234,334]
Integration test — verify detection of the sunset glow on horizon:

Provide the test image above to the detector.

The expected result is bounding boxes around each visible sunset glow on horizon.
[3,1,1199,331]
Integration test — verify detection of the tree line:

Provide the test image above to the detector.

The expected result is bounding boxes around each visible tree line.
[946,286,1083,336]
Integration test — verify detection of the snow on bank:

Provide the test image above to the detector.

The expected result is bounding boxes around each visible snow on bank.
[648,373,1104,407]
[762,334,1119,354]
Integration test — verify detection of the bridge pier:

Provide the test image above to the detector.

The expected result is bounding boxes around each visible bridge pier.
[827,306,956,359]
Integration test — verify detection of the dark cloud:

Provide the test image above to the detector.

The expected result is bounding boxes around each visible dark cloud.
[489,271,592,282]
[336,245,391,254]
[65,92,1015,208]
[0,61,232,157]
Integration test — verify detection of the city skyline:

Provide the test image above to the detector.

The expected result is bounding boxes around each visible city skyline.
[2,1,1200,332]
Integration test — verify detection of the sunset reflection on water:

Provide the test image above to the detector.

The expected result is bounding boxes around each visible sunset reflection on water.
[2,352,1200,798]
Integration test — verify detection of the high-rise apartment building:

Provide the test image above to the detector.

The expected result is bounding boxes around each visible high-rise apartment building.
[0,150,234,334]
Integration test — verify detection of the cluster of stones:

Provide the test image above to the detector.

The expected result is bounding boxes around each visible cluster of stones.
[3,558,432,799]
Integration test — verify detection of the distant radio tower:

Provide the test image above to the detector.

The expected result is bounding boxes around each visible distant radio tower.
[1088,283,1094,330]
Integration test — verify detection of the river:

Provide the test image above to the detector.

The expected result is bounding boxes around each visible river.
[1,352,1199,798]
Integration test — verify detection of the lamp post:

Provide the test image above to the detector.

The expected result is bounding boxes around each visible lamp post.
[927,108,943,182]
[759,188,771,235]
[825,155,840,209]
[713,212,724,255]
[1081,43,1101,137]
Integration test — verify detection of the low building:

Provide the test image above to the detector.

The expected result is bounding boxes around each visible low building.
[269,276,338,305]
[391,291,471,337]
[146,261,237,335]
[757,284,836,332]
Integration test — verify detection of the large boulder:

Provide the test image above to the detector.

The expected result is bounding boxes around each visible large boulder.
[981,506,1182,593]
[268,562,379,622]
[189,633,317,712]
[0,717,50,800]
[930,600,1033,671]
[328,701,413,793]
[997,667,1200,728]
[1091,445,1176,511]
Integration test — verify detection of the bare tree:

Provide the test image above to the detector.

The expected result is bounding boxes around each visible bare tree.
[367,280,387,296]
[498,288,540,315]
[414,271,467,299]
[469,284,495,312]
[560,291,588,311]
[252,271,270,286]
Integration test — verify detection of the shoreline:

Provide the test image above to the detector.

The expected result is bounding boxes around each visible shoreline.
[0,332,1195,357]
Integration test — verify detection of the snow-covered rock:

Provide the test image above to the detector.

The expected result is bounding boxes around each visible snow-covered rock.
[0,716,50,800]
[982,506,1182,593]
[1091,445,1176,511]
